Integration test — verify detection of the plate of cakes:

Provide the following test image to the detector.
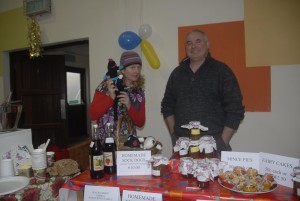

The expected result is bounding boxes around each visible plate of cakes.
[218,166,277,194]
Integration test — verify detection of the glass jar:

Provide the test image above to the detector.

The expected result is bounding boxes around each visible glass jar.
[292,166,300,198]
[197,176,210,188]
[179,157,193,179]
[199,136,216,158]
[293,174,300,198]
[173,146,180,159]
[151,155,169,177]
[189,145,200,159]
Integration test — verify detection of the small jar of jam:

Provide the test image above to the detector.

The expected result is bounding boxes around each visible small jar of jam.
[173,146,180,159]
[201,147,214,158]
[292,166,300,198]
[179,157,193,178]
[199,136,216,158]
[293,174,300,198]
[151,155,169,177]
[197,175,210,188]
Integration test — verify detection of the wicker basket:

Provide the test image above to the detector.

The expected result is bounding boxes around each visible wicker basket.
[116,115,162,155]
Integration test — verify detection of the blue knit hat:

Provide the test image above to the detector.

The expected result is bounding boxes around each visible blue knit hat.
[120,51,142,68]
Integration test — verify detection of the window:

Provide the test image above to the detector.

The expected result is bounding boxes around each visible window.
[67,72,82,105]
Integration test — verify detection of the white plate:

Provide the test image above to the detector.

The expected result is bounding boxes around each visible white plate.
[0,176,29,195]
[218,178,277,194]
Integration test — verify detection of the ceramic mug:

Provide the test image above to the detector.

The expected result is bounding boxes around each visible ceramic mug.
[0,159,15,177]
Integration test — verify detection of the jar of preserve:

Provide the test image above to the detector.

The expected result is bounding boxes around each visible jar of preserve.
[173,146,180,159]
[193,163,210,178]
[199,136,216,158]
[197,175,210,188]
[189,145,200,159]
[176,137,190,150]
[150,155,169,177]
[196,170,210,189]
[293,174,300,198]
[292,166,300,198]
[179,157,193,179]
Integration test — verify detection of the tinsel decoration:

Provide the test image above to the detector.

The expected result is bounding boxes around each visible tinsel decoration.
[28,16,43,58]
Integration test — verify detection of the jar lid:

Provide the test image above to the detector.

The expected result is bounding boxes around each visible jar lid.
[293,174,300,182]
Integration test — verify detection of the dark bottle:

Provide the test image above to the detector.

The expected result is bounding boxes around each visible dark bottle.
[103,123,117,174]
[89,123,104,179]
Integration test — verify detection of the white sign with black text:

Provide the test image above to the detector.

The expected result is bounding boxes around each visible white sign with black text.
[84,185,121,201]
[122,190,162,201]
[221,151,300,188]
[259,152,299,188]
[221,151,260,171]
[116,150,152,176]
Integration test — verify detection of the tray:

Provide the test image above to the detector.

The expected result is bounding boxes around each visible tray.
[218,178,277,194]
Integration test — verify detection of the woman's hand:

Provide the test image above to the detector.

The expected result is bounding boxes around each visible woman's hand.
[117,91,131,109]
[106,79,117,99]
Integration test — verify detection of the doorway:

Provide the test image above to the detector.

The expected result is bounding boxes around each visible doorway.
[9,40,90,149]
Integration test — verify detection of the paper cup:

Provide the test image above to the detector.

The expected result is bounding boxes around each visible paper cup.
[31,149,47,170]
[0,159,15,177]
[46,151,55,167]
[33,168,46,184]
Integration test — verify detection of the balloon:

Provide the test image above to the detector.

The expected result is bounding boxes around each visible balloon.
[118,31,141,50]
[139,24,152,39]
[140,39,160,69]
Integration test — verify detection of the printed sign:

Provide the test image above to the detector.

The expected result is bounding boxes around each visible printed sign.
[221,151,260,171]
[84,186,121,201]
[221,151,300,188]
[117,151,152,176]
[122,190,162,201]
[259,152,300,188]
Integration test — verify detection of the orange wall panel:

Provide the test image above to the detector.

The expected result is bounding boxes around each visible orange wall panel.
[179,21,270,112]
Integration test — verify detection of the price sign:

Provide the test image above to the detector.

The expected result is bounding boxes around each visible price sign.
[116,150,152,176]
[259,152,300,188]
[122,190,162,201]
[84,186,121,201]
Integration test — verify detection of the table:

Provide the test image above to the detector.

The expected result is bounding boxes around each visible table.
[0,176,71,201]
[61,170,298,201]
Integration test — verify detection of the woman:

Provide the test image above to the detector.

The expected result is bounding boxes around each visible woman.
[89,51,145,141]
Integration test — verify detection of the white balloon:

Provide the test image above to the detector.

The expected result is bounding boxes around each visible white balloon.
[139,24,152,39]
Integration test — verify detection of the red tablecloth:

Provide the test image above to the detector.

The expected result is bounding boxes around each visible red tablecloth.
[62,170,298,201]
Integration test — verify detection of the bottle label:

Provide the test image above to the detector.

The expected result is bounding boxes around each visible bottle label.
[93,155,104,171]
[105,138,115,143]
[104,152,113,167]
[89,141,94,148]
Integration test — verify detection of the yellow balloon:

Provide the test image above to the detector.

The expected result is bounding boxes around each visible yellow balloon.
[140,39,160,69]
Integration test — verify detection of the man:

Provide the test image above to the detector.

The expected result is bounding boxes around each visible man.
[161,29,245,152]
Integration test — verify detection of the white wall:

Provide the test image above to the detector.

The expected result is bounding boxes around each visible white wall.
[1,0,299,159]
